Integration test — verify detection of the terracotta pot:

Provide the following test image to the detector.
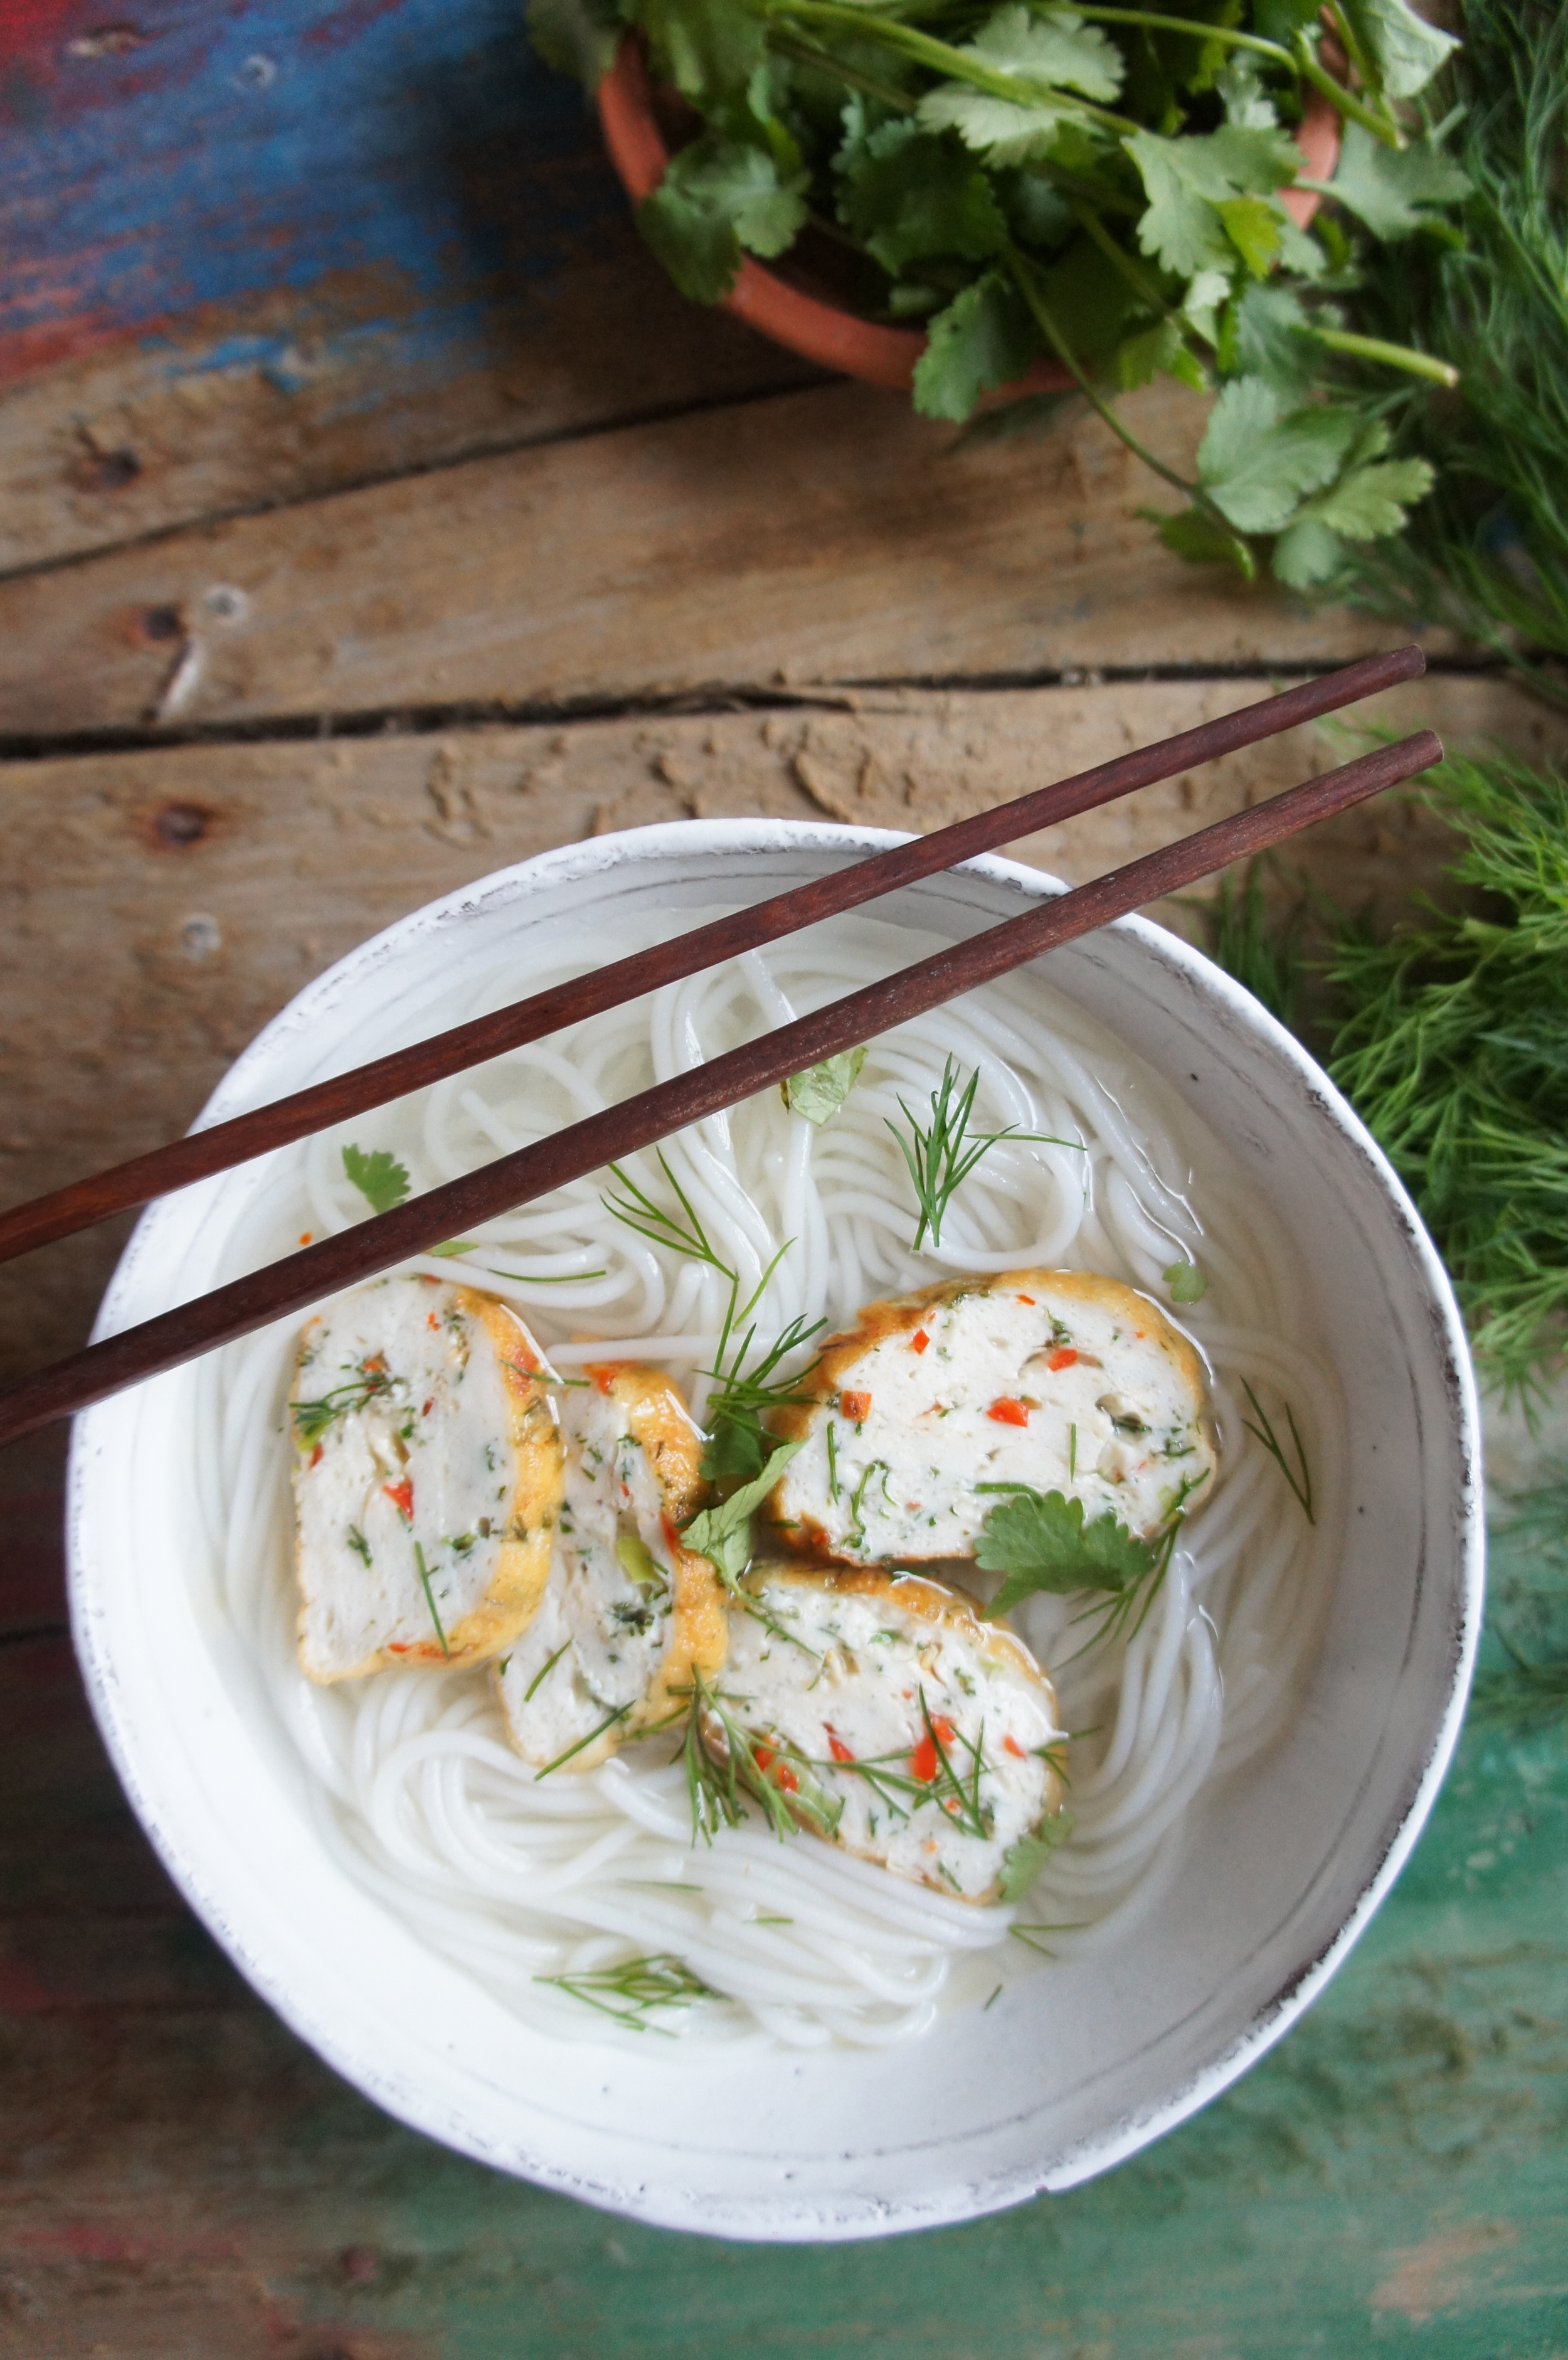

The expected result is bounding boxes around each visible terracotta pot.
[597,39,1342,400]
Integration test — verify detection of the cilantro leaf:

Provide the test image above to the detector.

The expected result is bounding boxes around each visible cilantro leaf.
[783,1046,867,1127]
[681,1439,804,1587]
[912,270,1038,421]
[977,1487,1155,1619]
[342,1144,411,1215]
[1217,282,1321,395]
[997,1809,1074,1903]
[1163,1260,1209,1304]
[1145,503,1255,575]
[524,0,620,88]
[1338,0,1459,102]
[1116,319,1207,396]
[1328,123,1471,243]
[837,121,1006,275]
[638,136,808,304]
[1125,124,1300,279]
[961,3,1124,100]
[1270,518,1347,588]
[1197,376,1357,534]
[919,85,1078,169]
[916,3,1123,166]
[640,0,766,109]
[1294,455,1436,540]
[1217,194,1283,280]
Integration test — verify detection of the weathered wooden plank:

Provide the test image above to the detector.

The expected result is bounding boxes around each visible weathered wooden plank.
[3,673,1560,1383]
[0,247,812,579]
[0,1,813,575]
[0,381,1451,737]
[0,1632,1562,2356]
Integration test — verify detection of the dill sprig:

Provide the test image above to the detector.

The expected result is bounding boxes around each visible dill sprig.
[822,1690,994,1842]
[411,1542,451,1659]
[604,1151,822,1483]
[1239,1379,1316,1523]
[1338,0,1568,704]
[1323,745,1568,1396]
[679,1668,839,1844]
[886,1057,1081,1251]
[535,1952,715,2032]
[291,1359,394,1448]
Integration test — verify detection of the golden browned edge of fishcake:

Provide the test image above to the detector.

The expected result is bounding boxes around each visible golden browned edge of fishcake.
[497,1363,729,1769]
[292,1283,564,1682]
[763,1267,1209,1563]
[729,1561,1066,1898]
[601,1367,730,1730]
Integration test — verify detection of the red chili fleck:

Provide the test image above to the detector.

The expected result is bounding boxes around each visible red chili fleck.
[1047,1347,1079,1373]
[826,1730,856,1764]
[1017,1294,1036,1305]
[388,1642,411,1655]
[364,1355,387,1374]
[309,1443,323,1470]
[661,1513,684,1560]
[911,1718,956,1783]
[987,1397,1030,1427]
[840,1390,872,1423]
[911,1329,930,1355]
[299,1232,313,1247]
[427,1313,440,1331]
[754,1743,799,1795]
[383,1478,414,1522]
[1004,1735,1027,1760]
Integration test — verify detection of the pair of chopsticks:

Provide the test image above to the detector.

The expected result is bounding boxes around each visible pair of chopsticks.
[0,647,1439,1446]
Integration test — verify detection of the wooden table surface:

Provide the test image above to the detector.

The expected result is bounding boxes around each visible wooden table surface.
[3,5,1566,2354]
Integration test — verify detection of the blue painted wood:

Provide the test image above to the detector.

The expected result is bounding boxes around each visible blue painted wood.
[1,0,618,392]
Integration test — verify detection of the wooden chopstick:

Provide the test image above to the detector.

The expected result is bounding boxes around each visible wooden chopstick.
[0,646,1427,1268]
[0,727,1441,1447]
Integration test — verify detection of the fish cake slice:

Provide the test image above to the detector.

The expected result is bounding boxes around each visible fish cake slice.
[290,1276,563,1681]
[496,1364,728,1773]
[706,1563,1067,1903]
[768,1268,1217,1565]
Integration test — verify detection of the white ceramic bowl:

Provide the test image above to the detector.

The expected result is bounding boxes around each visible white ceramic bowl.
[66,821,1483,2241]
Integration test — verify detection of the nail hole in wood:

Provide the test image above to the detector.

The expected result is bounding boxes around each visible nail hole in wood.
[141,605,183,643]
[154,802,214,849]
[78,448,141,492]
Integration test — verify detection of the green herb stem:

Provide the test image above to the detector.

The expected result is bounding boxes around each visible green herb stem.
[1293,31,1404,149]
[411,1541,452,1660]
[770,0,1142,134]
[1308,325,1461,388]
[1064,4,1294,70]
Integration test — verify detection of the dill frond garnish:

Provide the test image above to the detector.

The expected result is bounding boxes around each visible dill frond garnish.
[523,1638,572,1702]
[1239,1379,1316,1523]
[534,1704,632,1780]
[886,1058,1082,1250]
[677,1668,839,1844]
[291,1358,395,1448]
[604,1149,823,1492]
[535,1953,714,2032]
[411,1542,451,1659]
[821,1689,994,1842]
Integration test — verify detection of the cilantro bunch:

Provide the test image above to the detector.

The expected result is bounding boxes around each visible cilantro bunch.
[533,0,1469,587]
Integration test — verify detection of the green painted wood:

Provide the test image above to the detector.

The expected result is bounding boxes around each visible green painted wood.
[3,1604,1563,2355]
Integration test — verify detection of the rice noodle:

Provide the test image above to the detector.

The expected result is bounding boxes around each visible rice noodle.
[208,908,1342,2048]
